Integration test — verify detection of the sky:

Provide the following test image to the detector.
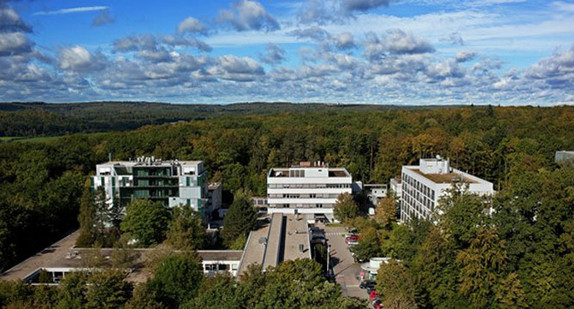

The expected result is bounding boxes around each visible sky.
[1,0,574,105]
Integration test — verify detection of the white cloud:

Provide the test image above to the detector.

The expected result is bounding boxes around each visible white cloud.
[59,46,106,72]
[178,17,207,35]
[34,6,108,16]
[217,0,280,32]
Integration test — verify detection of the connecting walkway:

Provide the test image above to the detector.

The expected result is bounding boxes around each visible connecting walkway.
[239,214,311,276]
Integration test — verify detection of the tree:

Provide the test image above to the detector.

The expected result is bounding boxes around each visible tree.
[496,273,527,309]
[376,260,418,309]
[120,199,171,247]
[334,193,358,222]
[147,253,204,308]
[56,272,88,309]
[374,196,397,228]
[221,191,257,247]
[76,184,97,247]
[456,228,507,309]
[165,204,205,250]
[352,227,382,261]
[436,186,492,249]
[85,270,133,309]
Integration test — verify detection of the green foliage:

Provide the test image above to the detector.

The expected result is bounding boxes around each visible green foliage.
[165,204,205,250]
[221,191,257,247]
[374,196,397,228]
[352,227,382,261]
[334,193,359,222]
[147,253,204,308]
[85,270,133,309]
[120,199,171,247]
[456,228,507,309]
[376,260,418,309]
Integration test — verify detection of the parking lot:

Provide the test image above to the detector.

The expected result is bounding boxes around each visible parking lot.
[324,225,368,300]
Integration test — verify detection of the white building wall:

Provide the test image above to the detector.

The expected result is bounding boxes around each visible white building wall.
[399,159,494,223]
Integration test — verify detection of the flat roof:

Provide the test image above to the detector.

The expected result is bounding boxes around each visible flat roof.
[410,168,478,184]
[268,167,350,178]
[1,230,243,283]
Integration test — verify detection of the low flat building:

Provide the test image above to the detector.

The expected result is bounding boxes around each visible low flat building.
[400,157,494,223]
[92,157,209,219]
[267,162,354,223]
[0,230,243,284]
[364,184,388,206]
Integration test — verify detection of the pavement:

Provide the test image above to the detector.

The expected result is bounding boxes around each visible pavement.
[324,225,368,300]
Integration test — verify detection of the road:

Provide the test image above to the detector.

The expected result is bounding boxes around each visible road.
[324,225,368,300]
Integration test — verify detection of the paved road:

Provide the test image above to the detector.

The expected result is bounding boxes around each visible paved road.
[324,226,368,300]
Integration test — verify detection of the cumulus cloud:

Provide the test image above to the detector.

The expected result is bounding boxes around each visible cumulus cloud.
[364,30,434,61]
[0,32,32,56]
[211,55,265,81]
[298,0,345,25]
[456,50,476,62]
[178,17,207,35]
[259,43,285,65]
[341,0,393,13]
[0,7,31,33]
[217,0,279,32]
[525,46,574,88]
[160,35,212,52]
[92,10,114,26]
[59,46,107,72]
[333,32,355,49]
[113,34,158,52]
[289,26,331,41]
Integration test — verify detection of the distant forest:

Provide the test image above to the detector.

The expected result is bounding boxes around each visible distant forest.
[0,101,426,136]
[0,103,573,308]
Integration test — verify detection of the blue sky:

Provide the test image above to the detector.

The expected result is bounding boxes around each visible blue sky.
[1,0,573,104]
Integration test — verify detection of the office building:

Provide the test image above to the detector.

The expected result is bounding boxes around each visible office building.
[400,157,494,223]
[266,162,354,222]
[91,157,209,218]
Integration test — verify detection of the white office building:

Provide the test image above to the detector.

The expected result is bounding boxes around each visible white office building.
[400,157,494,223]
[92,157,210,219]
[267,162,353,222]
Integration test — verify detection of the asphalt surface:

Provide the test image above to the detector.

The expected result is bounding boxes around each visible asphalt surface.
[324,225,369,300]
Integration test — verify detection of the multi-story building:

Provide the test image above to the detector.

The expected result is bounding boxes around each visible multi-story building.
[91,157,209,218]
[400,157,494,223]
[266,162,354,222]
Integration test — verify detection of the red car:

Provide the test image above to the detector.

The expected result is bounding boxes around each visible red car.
[345,235,359,244]
[369,291,379,300]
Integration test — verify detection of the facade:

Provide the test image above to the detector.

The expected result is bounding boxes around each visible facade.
[365,184,388,206]
[400,157,494,223]
[91,157,209,218]
[266,162,353,222]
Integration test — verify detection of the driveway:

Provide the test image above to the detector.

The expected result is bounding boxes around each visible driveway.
[324,225,368,300]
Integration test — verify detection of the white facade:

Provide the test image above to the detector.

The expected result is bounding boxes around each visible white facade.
[92,157,209,218]
[400,158,494,223]
[266,164,353,222]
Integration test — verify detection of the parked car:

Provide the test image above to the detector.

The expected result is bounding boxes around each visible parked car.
[345,235,359,244]
[371,296,381,306]
[367,285,377,294]
[359,281,376,289]
[369,291,379,300]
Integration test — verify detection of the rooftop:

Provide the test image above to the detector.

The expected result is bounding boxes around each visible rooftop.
[268,167,350,178]
[411,168,478,184]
